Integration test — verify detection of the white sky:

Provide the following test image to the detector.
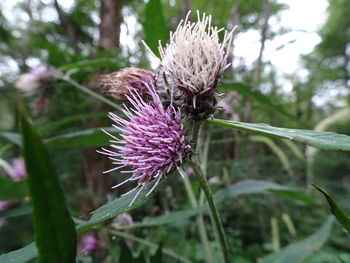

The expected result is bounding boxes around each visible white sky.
[235,0,328,76]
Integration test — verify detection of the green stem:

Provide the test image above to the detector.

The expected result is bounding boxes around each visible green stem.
[58,73,122,111]
[190,121,230,263]
[191,161,230,263]
[179,168,214,263]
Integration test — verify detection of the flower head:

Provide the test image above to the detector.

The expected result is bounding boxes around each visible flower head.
[98,83,190,205]
[11,157,26,180]
[15,66,52,93]
[82,234,99,253]
[0,201,13,211]
[99,67,157,103]
[158,11,234,98]
[0,157,26,181]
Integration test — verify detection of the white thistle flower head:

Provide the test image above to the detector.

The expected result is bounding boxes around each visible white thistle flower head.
[15,66,52,94]
[158,11,235,100]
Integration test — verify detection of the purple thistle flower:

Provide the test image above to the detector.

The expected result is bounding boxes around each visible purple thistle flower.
[82,234,99,253]
[11,157,26,180]
[15,66,51,93]
[0,201,13,211]
[98,83,190,206]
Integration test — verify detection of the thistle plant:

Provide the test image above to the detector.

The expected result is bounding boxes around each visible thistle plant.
[99,10,233,262]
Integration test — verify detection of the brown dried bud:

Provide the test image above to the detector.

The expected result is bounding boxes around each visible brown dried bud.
[98,67,156,102]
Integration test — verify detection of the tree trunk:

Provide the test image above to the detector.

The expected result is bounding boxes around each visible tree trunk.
[53,0,80,54]
[98,0,123,49]
[79,1,123,261]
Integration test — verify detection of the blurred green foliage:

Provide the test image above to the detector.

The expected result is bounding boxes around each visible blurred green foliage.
[0,0,349,262]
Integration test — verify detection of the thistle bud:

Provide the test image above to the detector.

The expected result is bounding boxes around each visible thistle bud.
[99,67,157,103]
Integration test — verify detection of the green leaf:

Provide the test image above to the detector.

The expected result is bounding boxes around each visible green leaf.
[268,189,316,205]
[126,180,313,230]
[119,241,134,262]
[44,127,115,148]
[38,113,106,133]
[262,216,334,263]
[143,0,168,57]
[1,127,116,149]
[0,243,37,263]
[0,204,32,218]
[20,111,77,263]
[313,184,350,234]
[208,119,350,151]
[57,58,122,71]
[1,132,22,146]
[150,244,163,263]
[219,82,308,127]
[0,177,28,200]
[0,181,161,261]
[214,180,312,205]
[119,207,205,229]
[77,180,161,233]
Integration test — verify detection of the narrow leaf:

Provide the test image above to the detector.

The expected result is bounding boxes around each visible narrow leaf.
[44,127,114,148]
[208,119,350,151]
[0,177,28,200]
[20,111,77,263]
[58,58,123,71]
[219,82,308,127]
[0,204,32,218]
[262,216,334,263]
[313,184,350,234]
[0,243,37,263]
[2,127,116,149]
[0,180,162,261]
[1,132,22,146]
[143,0,168,57]
[119,207,205,229]
[77,180,161,233]
[214,180,312,205]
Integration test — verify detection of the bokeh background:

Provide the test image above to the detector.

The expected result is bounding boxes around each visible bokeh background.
[0,0,349,262]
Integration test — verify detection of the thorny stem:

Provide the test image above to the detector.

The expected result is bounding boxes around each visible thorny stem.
[58,73,122,111]
[190,121,230,263]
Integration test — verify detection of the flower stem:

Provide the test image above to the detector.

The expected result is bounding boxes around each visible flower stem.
[190,121,230,263]
[58,73,122,111]
[190,160,230,263]
[178,168,214,263]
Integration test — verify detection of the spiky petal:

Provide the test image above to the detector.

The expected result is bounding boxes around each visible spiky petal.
[158,11,234,97]
[98,83,190,206]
